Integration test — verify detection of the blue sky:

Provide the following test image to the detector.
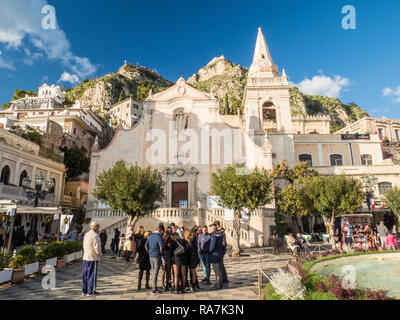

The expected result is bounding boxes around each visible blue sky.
[1,0,400,117]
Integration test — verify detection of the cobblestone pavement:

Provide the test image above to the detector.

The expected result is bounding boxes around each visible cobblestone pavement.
[0,248,292,300]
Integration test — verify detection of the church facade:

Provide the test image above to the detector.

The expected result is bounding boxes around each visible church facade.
[87,28,400,246]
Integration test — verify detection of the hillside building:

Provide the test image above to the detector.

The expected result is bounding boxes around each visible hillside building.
[109,97,143,129]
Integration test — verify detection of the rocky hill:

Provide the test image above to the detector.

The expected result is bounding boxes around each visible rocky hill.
[64,64,174,112]
[187,56,369,130]
[289,86,369,132]
[187,55,248,115]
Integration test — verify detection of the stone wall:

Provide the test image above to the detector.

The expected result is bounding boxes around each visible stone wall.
[41,120,95,152]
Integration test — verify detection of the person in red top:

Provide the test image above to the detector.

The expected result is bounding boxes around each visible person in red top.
[385,231,398,250]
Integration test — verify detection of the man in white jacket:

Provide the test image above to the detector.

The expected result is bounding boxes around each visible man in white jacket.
[82,221,102,296]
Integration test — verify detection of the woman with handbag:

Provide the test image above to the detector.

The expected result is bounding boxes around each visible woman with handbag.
[186,230,200,291]
[170,232,189,294]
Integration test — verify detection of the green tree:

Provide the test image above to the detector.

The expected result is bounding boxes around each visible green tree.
[94,161,165,228]
[59,145,90,180]
[136,83,151,101]
[272,160,319,233]
[302,175,363,249]
[222,94,230,115]
[382,186,400,218]
[211,165,274,257]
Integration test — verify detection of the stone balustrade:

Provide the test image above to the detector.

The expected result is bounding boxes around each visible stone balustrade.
[205,209,252,244]
[151,208,197,219]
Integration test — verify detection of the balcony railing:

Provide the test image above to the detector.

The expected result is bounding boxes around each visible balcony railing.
[0,183,57,206]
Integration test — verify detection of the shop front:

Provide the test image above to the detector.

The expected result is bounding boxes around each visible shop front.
[0,201,61,252]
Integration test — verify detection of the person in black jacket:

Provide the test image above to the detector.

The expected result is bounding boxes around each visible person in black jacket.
[137,230,151,290]
[209,223,224,290]
[185,230,200,291]
[170,232,189,294]
[215,221,228,283]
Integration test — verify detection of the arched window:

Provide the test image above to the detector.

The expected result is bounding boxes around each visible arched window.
[378,182,392,195]
[298,154,313,167]
[262,101,277,133]
[262,102,277,122]
[360,154,373,166]
[330,154,343,166]
[0,166,11,185]
[19,170,28,187]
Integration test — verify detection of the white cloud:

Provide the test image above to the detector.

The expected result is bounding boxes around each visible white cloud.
[382,86,400,103]
[0,57,15,70]
[0,0,96,77]
[58,72,79,84]
[382,88,393,96]
[297,74,350,98]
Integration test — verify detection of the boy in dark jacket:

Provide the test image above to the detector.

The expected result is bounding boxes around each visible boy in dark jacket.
[208,224,224,290]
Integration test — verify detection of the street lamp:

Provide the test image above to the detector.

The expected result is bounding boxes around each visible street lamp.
[360,173,378,212]
[22,172,55,207]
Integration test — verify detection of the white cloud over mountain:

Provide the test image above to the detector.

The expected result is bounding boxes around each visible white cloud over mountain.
[0,0,96,80]
[297,74,350,98]
[58,72,79,84]
[382,86,400,103]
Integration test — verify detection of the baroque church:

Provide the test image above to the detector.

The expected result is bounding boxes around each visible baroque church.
[87,28,400,247]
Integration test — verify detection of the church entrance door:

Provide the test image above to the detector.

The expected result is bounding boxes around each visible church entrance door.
[171,182,188,208]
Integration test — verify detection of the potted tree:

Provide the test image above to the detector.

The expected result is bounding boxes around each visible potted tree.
[18,246,39,276]
[9,255,26,284]
[36,243,56,271]
[64,242,76,263]
[0,252,13,284]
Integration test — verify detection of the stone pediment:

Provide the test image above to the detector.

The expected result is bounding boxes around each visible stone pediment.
[148,78,216,102]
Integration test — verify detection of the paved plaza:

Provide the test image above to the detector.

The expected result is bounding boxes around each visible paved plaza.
[0,248,291,300]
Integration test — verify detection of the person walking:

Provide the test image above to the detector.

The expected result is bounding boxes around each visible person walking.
[197,225,211,284]
[170,232,189,294]
[113,228,120,255]
[123,228,134,262]
[208,223,224,290]
[145,225,164,295]
[118,234,125,257]
[82,221,102,296]
[137,230,151,290]
[99,230,107,254]
[186,230,200,291]
[377,221,389,249]
[215,221,228,283]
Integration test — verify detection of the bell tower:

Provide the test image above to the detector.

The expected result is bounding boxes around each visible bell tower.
[243,28,295,167]
[243,28,292,134]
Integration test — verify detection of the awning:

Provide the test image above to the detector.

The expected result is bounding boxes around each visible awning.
[0,204,61,215]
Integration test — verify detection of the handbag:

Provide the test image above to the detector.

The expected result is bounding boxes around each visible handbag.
[174,240,186,256]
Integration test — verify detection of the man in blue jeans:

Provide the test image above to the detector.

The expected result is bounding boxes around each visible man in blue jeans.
[145,225,164,295]
[197,225,211,284]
